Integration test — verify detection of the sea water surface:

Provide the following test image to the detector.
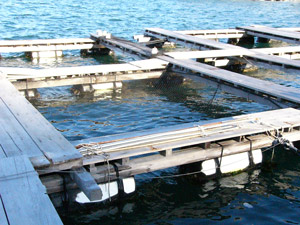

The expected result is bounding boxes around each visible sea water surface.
[1,0,300,224]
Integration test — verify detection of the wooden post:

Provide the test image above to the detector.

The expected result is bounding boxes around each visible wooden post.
[70,167,103,201]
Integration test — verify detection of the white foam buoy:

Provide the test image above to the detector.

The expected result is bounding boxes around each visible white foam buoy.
[200,149,263,176]
[220,152,250,174]
[201,159,216,176]
[123,177,136,194]
[75,177,136,204]
[76,181,119,204]
[252,149,263,165]
[151,47,158,54]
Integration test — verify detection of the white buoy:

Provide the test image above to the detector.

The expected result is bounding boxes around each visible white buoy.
[220,152,250,174]
[75,181,119,204]
[151,47,158,54]
[201,159,216,176]
[123,177,136,194]
[200,149,263,176]
[252,149,263,164]
[75,177,136,204]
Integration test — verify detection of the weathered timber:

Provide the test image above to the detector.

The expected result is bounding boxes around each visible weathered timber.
[70,167,103,201]
[165,49,254,59]
[145,27,241,50]
[0,156,62,224]
[145,28,300,72]
[158,56,300,107]
[252,46,300,59]
[2,59,167,90]
[90,33,155,59]
[176,29,245,39]
[0,38,96,53]
[0,72,82,171]
[41,108,300,195]
[75,108,300,165]
[237,25,300,44]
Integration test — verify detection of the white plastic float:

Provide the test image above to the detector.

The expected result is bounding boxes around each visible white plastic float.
[76,177,136,204]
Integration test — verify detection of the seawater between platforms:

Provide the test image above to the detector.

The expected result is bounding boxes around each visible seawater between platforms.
[1,0,300,224]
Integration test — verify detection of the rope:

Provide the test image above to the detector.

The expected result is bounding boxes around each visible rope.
[208,84,220,105]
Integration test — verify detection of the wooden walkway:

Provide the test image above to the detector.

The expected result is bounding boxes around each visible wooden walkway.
[158,55,300,108]
[57,108,300,188]
[0,72,82,171]
[175,29,245,39]
[238,25,300,44]
[0,156,63,224]
[90,33,155,58]
[1,26,300,213]
[0,38,96,53]
[2,59,167,90]
[165,46,300,60]
[145,27,300,72]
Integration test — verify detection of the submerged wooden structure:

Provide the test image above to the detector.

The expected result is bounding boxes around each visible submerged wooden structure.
[1,25,300,223]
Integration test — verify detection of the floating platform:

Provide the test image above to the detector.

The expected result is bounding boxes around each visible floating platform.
[238,25,300,44]
[1,25,300,221]
[2,59,167,91]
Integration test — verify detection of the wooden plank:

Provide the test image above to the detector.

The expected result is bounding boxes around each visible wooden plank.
[165,49,254,59]
[146,28,300,71]
[158,56,300,104]
[246,52,300,68]
[70,167,103,201]
[0,98,47,159]
[145,27,242,50]
[12,71,164,90]
[90,34,153,58]
[0,156,63,225]
[0,44,94,53]
[0,74,82,167]
[253,46,300,55]
[80,108,300,165]
[0,38,94,46]
[238,26,300,44]
[176,29,245,39]
[3,59,167,80]
[0,38,96,53]
[91,130,300,183]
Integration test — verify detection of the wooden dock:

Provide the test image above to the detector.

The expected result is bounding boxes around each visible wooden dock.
[0,72,82,171]
[0,71,106,223]
[90,32,155,59]
[0,156,63,224]
[175,29,245,39]
[40,107,300,203]
[145,27,300,72]
[158,55,300,108]
[2,59,167,90]
[1,25,300,221]
[0,38,96,53]
[238,25,300,44]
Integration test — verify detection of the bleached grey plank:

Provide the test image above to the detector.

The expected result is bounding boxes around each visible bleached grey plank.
[0,156,62,225]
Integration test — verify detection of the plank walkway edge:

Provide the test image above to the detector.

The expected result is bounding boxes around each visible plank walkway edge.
[0,156,63,224]
[0,71,83,172]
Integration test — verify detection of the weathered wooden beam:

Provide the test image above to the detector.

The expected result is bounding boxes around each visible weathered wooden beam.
[41,129,300,196]
[11,71,164,90]
[70,167,103,201]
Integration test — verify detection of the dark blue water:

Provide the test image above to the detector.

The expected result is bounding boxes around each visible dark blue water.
[1,0,300,224]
